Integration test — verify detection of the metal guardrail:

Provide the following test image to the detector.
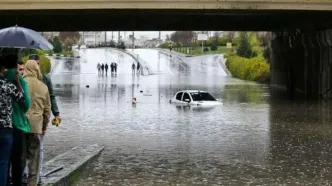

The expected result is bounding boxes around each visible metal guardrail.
[120,49,152,76]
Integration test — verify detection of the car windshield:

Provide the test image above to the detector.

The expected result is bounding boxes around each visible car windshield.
[190,92,217,101]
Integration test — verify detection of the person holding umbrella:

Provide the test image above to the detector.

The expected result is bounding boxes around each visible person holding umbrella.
[0,56,25,186]
[4,54,31,186]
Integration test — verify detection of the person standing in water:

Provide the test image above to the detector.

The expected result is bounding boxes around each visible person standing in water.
[132,63,136,76]
[105,63,109,76]
[110,63,114,74]
[97,63,101,75]
[114,63,118,75]
[101,63,105,75]
[137,62,140,75]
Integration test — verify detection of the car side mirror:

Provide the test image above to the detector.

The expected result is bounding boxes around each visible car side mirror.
[184,99,190,102]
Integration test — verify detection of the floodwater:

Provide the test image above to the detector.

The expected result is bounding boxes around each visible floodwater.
[44,48,332,185]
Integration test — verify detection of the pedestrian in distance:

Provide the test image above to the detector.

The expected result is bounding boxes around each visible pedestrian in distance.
[0,56,25,186]
[114,63,118,75]
[105,63,109,76]
[97,63,101,75]
[4,54,31,186]
[24,60,51,186]
[101,64,105,76]
[132,63,136,76]
[137,62,140,76]
[110,63,114,74]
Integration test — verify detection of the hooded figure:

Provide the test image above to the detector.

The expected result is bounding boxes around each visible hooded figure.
[23,60,51,186]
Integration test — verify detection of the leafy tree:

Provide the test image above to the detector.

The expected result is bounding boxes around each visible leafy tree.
[248,32,260,47]
[226,32,235,42]
[52,36,63,53]
[170,31,196,48]
[257,32,271,47]
[236,32,253,58]
[63,37,77,50]
[109,40,116,47]
[59,32,81,42]
[219,36,228,46]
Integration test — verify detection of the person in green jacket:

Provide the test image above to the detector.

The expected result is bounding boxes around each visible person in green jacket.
[4,54,31,186]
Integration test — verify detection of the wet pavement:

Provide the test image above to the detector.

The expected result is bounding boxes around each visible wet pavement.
[44,48,332,185]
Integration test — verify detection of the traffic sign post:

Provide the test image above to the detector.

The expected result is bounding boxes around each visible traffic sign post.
[197,33,208,53]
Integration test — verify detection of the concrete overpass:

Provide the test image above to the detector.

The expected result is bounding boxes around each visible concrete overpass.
[0,0,332,31]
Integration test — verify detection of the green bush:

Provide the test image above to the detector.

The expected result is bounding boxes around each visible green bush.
[22,55,51,74]
[203,47,209,52]
[210,44,218,51]
[225,55,270,82]
[218,36,228,46]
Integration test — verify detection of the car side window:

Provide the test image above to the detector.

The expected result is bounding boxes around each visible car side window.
[182,93,191,102]
[176,92,183,101]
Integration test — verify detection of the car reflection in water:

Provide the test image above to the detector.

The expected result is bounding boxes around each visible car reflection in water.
[175,104,217,112]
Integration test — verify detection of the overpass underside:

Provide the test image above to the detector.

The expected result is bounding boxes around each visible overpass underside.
[1,9,332,31]
[1,2,332,99]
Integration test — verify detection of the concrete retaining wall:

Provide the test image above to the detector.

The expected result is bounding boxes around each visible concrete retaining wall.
[270,29,332,100]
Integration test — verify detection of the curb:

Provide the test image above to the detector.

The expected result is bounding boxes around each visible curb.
[111,48,151,76]
[42,144,105,186]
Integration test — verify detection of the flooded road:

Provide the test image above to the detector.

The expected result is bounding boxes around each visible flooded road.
[45,48,332,185]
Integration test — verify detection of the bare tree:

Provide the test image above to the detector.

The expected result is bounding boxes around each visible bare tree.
[226,32,235,42]
[59,32,81,42]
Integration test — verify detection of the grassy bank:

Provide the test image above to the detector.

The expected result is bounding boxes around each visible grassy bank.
[225,54,270,83]
[174,46,232,55]
[22,55,51,74]
[44,50,73,56]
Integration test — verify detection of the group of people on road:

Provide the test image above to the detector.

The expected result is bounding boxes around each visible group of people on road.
[97,62,118,76]
[0,54,60,186]
[132,62,141,76]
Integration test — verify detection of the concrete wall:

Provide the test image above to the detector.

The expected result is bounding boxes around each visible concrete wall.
[0,0,331,10]
[270,29,332,100]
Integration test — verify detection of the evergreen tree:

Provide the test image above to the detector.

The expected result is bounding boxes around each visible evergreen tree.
[236,32,253,58]
[52,36,63,53]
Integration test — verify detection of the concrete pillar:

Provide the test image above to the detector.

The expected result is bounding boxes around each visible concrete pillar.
[271,29,332,100]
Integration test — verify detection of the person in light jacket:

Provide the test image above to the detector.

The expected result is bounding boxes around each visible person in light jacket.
[28,54,61,185]
[24,60,51,186]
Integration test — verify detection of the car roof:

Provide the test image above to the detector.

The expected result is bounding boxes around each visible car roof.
[177,90,208,93]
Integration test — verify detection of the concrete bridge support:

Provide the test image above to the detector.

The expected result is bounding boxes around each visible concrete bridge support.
[270,29,332,100]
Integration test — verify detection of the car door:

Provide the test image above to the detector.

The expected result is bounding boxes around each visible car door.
[174,92,183,103]
[182,92,191,104]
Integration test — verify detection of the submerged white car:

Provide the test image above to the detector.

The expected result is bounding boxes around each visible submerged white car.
[170,90,222,106]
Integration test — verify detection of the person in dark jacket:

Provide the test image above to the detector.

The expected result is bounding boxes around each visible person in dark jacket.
[105,63,109,76]
[0,56,25,186]
[137,62,140,75]
[114,62,118,75]
[28,54,61,185]
[101,64,105,75]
